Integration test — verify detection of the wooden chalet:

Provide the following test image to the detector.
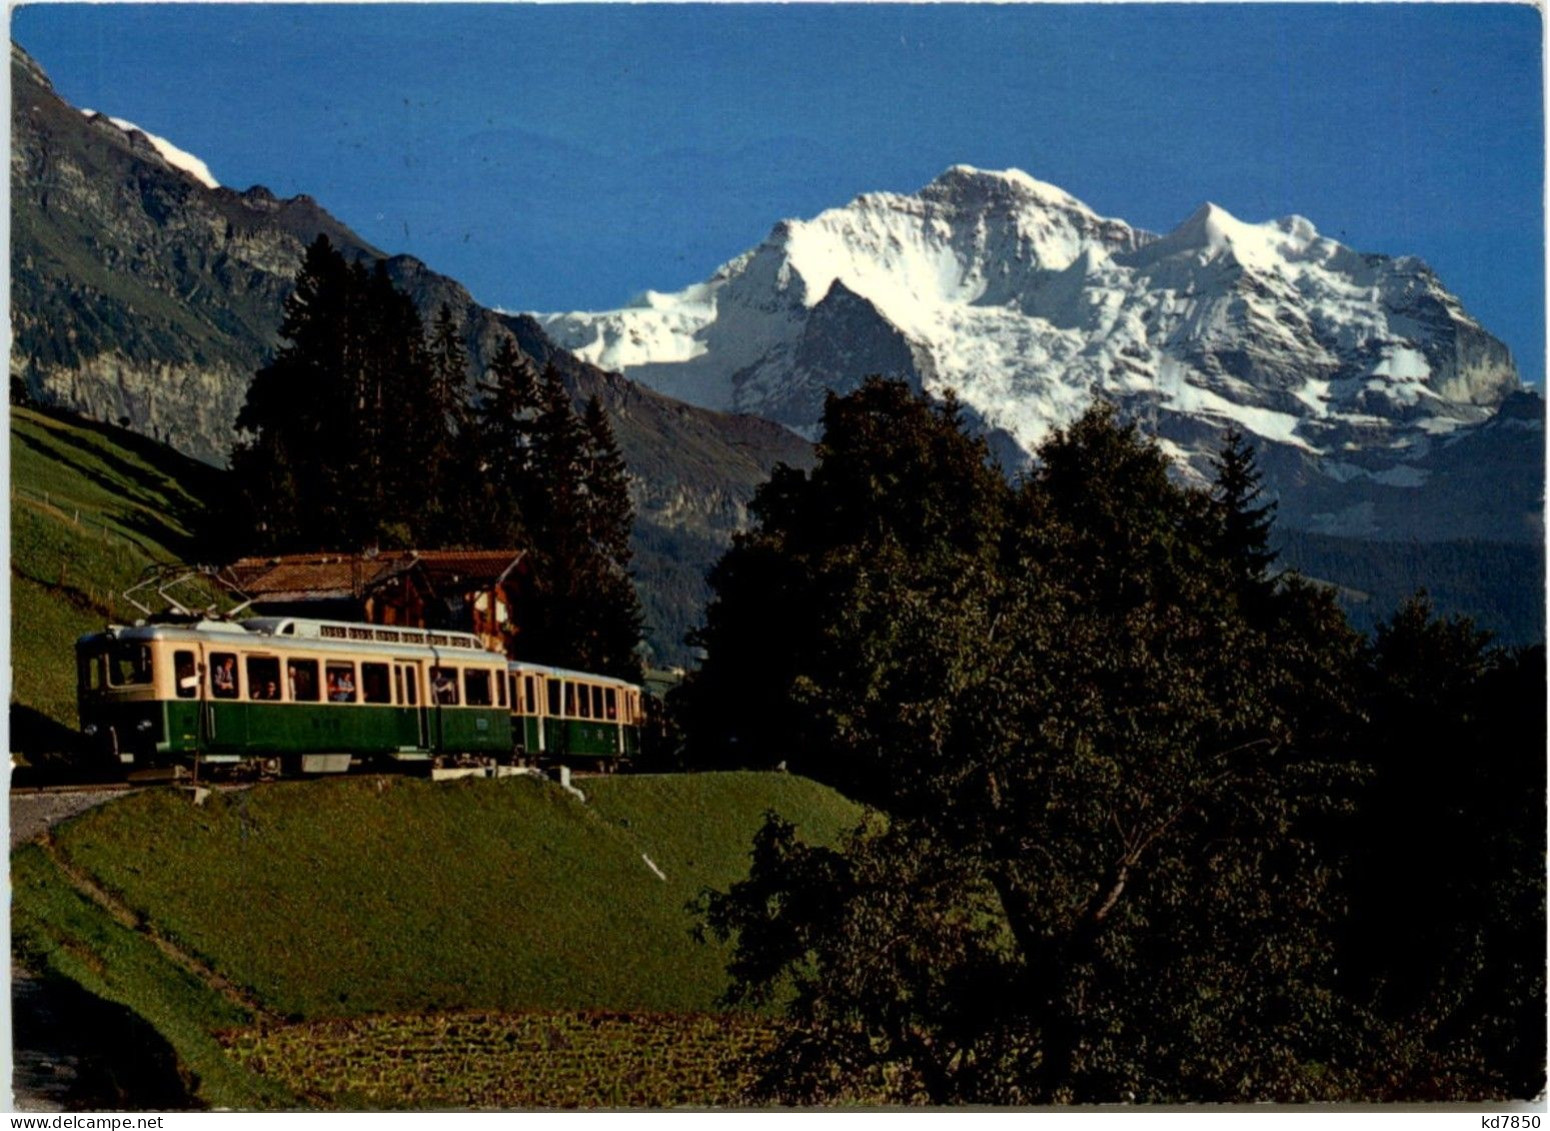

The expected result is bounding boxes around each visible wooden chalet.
[225,551,528,655]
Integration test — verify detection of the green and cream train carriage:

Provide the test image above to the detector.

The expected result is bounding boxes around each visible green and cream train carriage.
[76,617,512,773]
[506,662,644,767]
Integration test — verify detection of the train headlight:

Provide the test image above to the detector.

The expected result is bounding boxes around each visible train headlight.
[82,724,98,737]
[136,719,154,732]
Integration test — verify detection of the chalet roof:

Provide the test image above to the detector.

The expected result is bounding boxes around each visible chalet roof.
[227,551,523,600]
[413,551,528,586]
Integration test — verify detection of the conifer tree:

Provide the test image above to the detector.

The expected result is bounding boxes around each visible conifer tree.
[1210,425,1278,593]
[367,264,436,546]
[505,369,643,677]
[574,395,644,680]
[472,335,541,548]
[235,252,645,675]
[233,234,360,549]
[424,304,473,544]
[515,363,589,666]
[526,362,585,545]
[234,236,443,551]
[580,395,635,570]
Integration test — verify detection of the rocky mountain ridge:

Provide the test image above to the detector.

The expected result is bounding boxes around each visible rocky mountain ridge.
[8,44,813,662]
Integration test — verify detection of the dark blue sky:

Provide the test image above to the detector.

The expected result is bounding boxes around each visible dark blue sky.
[13,3,1545,385]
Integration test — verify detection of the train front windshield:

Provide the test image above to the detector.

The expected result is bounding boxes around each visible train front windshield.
[79,641,154,691]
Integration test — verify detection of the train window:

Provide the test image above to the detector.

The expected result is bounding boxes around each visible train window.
[174,651,198,699]
[526,676,538,715]
[287,660,320,702]
[497,671,507,708]
[248,657,282,701]
[577,683,591,719]
[107,643,153,687]
[211,653,239,698]
[465,669,492,706]
[80,652,103,692]
[564,682,577,717]
[362,663,391,704]
[591,686,604,719]
[605,688,618,720]
[547,679,561,716]
[326,662,357,703]
[405,668,419,707]
[432,667,459,705]
[509,675,520,712]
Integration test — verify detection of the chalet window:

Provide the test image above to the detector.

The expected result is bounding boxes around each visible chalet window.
[362,663,391,705]
[287,660,320,702]
[247,657,282,701]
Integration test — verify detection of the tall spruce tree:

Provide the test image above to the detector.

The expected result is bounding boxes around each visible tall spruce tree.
[472,336,541,548]
[424,304,474,545]
[574,395,644,680]
[517,363,592,667]
[234,235,365,549]
[513,368,643,676]
[367,263,438,547]
[1210,425,1278,593]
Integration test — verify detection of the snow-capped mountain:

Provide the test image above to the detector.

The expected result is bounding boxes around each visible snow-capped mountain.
[540,166,1534,538]
[80,109,221,188]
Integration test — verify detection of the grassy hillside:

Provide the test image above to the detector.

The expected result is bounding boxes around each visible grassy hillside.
[10,406,224,752]
[12,772,863,1107]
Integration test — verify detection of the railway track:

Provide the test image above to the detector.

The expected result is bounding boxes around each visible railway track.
[11,781,140,798]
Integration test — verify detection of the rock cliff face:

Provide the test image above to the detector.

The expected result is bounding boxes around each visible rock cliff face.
[9,44,813,662]
[543,166,1539,543]
[11,45,376,462]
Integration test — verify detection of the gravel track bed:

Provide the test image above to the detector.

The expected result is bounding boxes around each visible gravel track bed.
[10,789,127,849]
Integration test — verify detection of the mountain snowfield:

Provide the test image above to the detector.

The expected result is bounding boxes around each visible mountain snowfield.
[539,166,1525,499]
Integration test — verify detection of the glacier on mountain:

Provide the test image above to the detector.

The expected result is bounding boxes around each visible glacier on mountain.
[538,165,1521,492]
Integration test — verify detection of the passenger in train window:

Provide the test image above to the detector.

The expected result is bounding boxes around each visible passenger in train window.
[212,655,238,698]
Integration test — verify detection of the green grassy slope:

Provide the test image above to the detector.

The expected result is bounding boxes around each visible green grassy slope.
[11,846,297,1108]
[41,773,858,1018]
[14,772,862,1105]
[10,406,222,745]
